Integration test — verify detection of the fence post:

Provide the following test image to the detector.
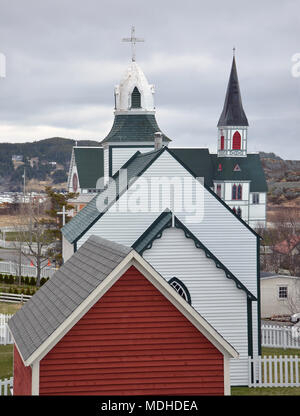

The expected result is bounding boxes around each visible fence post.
[282,328,287,350]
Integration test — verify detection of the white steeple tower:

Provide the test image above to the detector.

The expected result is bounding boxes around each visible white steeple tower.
[114,61,155,114]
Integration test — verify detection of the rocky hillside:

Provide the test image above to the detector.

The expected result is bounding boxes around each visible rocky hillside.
[0,137,99,192]
[259,152,300,206]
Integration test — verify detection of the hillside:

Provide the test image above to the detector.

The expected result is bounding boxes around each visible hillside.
[0,140,299,198]
[259,152,300,207]
[0,137,99,192]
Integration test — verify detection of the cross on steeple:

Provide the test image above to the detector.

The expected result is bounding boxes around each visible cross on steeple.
[122,26,144,62]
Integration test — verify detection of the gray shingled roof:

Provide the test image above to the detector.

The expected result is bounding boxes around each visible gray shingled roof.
[62,148,163,244]
[8,235,132,362]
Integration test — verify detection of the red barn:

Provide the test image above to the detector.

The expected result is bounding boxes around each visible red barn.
[8,235,238,396]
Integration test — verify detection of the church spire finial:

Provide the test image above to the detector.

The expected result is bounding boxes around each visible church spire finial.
[233,46,236,57]
[122,26,145,62]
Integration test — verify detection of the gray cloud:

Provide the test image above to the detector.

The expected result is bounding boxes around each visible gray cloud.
[0,0,299,159]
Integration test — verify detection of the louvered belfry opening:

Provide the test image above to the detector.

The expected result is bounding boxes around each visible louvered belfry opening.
[131,87,141,108]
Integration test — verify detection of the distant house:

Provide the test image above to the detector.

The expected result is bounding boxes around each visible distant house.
[274,235,300,256]
[260,272,300,318]
[8,235,237,396]
[11,155,23,162]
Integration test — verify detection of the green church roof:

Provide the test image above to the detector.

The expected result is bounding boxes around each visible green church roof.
[210,154,268,192]
[74,147,103,189]
[100,114,171,144]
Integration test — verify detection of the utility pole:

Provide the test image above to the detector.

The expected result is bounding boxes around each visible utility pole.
[23,167,26,203]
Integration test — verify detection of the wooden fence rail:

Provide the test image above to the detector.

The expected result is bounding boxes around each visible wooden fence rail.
[0,292,32,304]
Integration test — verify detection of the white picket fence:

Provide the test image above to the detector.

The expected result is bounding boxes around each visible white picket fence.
[249,355,300,387]
[261,324,300,349]
[0,313,13,345]
[0,377,13,396]
[0,261,56,278]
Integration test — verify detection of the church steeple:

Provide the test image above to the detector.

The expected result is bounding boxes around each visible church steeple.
[218,56,248,127]
[217,54,248,157]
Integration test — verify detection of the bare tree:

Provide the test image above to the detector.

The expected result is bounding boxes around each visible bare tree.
[13,196,54,287]
[256,208,300,275]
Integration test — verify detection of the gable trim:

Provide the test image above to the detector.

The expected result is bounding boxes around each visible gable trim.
[21,250,238,367]
[70,147,165,244]
[132,211,256,301]
[174,216,256,301]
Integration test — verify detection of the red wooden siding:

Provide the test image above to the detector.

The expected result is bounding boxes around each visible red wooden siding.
[39,266,224,395]
[13,345,32,395]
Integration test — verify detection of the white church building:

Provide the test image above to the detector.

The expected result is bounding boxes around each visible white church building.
[62,41,267,387]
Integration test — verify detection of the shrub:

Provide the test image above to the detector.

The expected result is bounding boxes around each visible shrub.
[24,276,30,286]
[30,277,36,286]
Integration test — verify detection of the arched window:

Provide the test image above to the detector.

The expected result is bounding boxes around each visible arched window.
[237,184,242,200]
[168,277,191,304]
[232,207,237,214]
[232,184,242,200]
[218,163,222,171]
[237,207,242,217]
[131,87,141,108]
[216,184,222,197]
[232,131,241,150]
[220,135,225,150]
[232,184,237,200]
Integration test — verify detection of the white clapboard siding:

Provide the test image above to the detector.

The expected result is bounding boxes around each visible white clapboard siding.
[143,226,249,386]
[78,150,257,296]
[249,355,300,387]
[111,145,154,176]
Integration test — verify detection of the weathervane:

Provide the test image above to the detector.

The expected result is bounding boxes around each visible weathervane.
[122,26,144,62]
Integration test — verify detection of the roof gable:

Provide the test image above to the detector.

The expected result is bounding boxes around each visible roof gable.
[132,210,256,300]
[62,146,261,244]
[9,235,238,365]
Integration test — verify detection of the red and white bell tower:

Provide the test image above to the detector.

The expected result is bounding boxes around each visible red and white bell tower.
[217,54,248,157]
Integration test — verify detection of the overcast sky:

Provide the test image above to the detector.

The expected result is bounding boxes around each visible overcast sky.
[0,0,299,159]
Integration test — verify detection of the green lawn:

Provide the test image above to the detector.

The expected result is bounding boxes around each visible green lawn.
[0,302,23,315]
[0,345,13,379]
